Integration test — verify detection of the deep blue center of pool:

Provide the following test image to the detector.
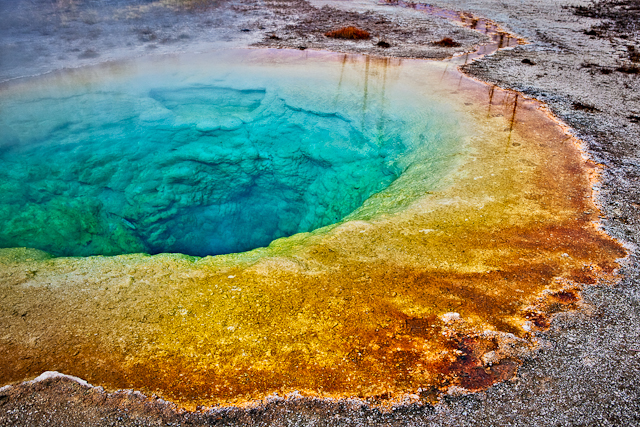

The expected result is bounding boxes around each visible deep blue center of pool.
[0,84,405,257]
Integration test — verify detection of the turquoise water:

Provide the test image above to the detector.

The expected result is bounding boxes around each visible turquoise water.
[0,51,464,257]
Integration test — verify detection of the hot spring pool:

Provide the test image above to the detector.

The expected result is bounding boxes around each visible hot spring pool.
[0,48,626,407]
[0,50,465,257]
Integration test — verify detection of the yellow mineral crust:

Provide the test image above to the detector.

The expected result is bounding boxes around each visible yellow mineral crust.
[0,50,625,409]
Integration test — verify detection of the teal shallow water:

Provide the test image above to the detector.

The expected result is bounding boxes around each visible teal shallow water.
[0,50,465,257]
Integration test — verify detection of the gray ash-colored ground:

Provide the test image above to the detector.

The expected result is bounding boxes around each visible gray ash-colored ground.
[1,0,640,425]
[252,0,483,57]
[574,0,640,41]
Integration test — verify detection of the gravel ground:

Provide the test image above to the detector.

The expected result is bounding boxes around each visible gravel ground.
[1,0,639,425]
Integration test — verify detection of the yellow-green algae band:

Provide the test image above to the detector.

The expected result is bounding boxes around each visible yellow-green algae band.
[0,49,625,408]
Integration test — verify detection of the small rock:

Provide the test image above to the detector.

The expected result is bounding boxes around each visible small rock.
[442,312,460,322]
[481,350,498,366]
